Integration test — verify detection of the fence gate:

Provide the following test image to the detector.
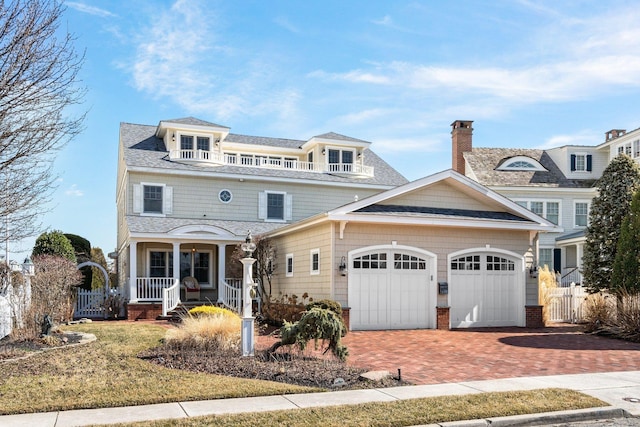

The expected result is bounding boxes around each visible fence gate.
[75,289,106,318]
[548,284,588,323]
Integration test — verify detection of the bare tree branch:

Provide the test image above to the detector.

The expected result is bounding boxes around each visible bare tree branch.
[0,0,86,245]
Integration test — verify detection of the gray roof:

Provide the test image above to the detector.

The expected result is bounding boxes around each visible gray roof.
[356,204,531,222]
[162,117,230,129]
[120,122,408,187]
[313,132,370,144]
[556,230,586,242]
[125,216,285,237]
[465,148,596,188]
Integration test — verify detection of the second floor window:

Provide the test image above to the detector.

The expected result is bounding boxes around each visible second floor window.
[197,136,210,151]
[575,202,589,227]
[259,191,292,221]
[143,185,163,214]
[180,135,193,150]
[328,149,354,172]
[517,200,560,225]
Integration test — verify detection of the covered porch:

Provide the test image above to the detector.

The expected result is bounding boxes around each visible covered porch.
[556,230,585,286]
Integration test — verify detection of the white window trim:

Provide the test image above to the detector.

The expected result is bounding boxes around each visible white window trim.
[538,247,554,270]
[135,182,172,217]
[285,253,294,277]
[325,146,356,165]
[574,200,591,229]
[512,199,562,226]
[310,248,320,275]
[175,131,214,150]
[572,152,591,173]
[218,189,232,204]
[496,156,547,171]
[258,190,292,222]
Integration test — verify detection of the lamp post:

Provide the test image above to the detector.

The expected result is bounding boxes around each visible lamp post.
[240,231,257,357]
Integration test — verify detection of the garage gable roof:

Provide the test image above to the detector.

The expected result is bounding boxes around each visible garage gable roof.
[328,169,559,231]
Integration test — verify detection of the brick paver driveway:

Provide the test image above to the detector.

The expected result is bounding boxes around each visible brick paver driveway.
[341,324,640,385]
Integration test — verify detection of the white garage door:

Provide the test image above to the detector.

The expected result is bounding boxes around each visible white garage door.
[449,252,524,328]
[349,249,434,330]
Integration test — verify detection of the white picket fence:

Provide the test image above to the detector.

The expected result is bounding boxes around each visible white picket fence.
[547,284,589,323]
[75,288,124,319]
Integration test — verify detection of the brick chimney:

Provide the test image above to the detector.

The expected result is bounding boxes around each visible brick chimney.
[605,129,626,143]
[451,120,473,174]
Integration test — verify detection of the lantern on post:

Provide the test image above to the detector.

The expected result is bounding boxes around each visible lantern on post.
[240,231,257,356]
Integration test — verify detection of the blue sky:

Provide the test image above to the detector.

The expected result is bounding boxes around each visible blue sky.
[9,0,640,261]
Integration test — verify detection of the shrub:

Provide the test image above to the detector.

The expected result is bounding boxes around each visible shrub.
[32,230,76,262]
[538,265,557,325]
[583,292,613,333]
[165,313,241,352]
[306,299,342,316]
[268,307,348,361]
[262,293,311,326]
[188,305,238,318]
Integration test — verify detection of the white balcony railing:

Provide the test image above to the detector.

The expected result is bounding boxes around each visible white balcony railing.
[168,150,374,177]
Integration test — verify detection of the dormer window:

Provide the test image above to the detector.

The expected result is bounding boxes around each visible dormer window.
[570,153,592,172]
[496,156,546,172]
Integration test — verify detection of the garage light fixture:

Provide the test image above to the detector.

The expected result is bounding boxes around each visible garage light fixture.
[338,256,347,276]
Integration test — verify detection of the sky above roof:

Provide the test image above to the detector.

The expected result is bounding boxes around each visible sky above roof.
[9,0,640,260]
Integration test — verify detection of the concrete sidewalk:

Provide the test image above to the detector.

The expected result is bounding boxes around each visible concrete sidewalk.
[3,371,640,427]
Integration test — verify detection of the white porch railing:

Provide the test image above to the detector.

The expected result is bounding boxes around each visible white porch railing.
[560,267,582,286]
[218,278,262,315]
[548,284,588,323]
[136,277,175,301]
[162,279,180,317]
[219,278,242,314]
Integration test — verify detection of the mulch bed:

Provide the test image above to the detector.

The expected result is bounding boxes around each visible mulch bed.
[0,331,82,361]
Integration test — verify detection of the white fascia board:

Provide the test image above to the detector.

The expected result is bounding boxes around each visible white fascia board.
[128,231,244,243]
[127,166,395,190]
[328,213,559,232]
[556,236,586,246]
[263,213,329,238]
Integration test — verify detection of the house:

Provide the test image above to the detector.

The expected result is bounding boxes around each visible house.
[117,117,558,329]
[453,120,640,285]
[117,117,407,320]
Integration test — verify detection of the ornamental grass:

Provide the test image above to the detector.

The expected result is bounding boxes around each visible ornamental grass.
[165,310,242,352]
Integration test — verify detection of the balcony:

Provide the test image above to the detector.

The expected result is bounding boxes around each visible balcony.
[168,149,374,177]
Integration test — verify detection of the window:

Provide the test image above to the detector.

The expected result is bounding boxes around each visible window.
[451,255,480,271]
[149,250,210,285]
[635,140,640,158]
[218,189,232,203]
[328,148,355,172]
[286,254,293,277]
[538,248,553,270]
[180,135,193,150]
[570,153,592,172]
[515,200,560,225]
[133,183,172,216]
[258,191,292,221]
[143,185,163,214]
[486,255,515,271]
[575,201,589,227]
[196,136,210,151]
[497,156,547,171]
[310,249,320,274]
[546,202,559,225]
[394,253,426,270]
[353,253,387,269]
[267,193,284,220]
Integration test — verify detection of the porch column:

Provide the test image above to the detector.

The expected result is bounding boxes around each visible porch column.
[129,240,138,302]
[217,244,226,289]
[172,242,181,284]
[576,243,584,270]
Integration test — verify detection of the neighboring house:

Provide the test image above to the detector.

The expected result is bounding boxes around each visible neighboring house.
[453,120,640,286]
[117,117,558,329]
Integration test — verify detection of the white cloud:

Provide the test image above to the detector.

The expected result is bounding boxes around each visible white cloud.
[536,131,601,150]
[274,16,300,33]
[372,15,393,27]
[65,184,84,197]
[66,2,116,18]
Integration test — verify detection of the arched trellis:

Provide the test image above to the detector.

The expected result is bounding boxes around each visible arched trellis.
[77,261,109,294]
